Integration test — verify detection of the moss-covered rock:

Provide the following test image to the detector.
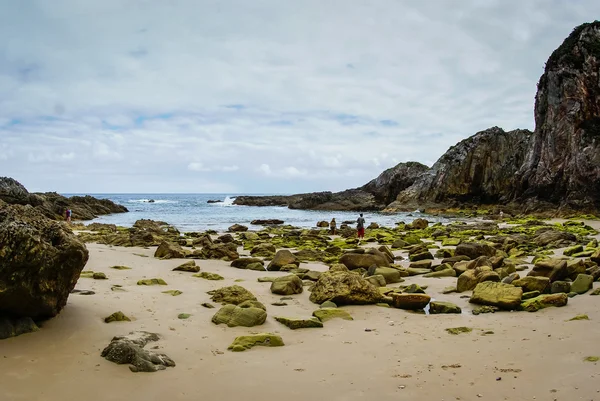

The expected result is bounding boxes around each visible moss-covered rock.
[177,313,191,319]
[528,258,567,282]
[570,274,594,294]
[0,317,39,339]
[446,327,472,335]
[472,305,499,315]
[162,290,183,296]
[193,272,224,280]
[389,293,431,310]
[568,314,589,321]
[551,280,571,294]
[513,276,550,293]
[403,283,426,294]
[228,333,284,352]
[111,265,132,270]
[409,259,433,269]
[93,272,107,280]
[231,258,265,270]
[429,301,461,314]
[172,261,199,273]
[137,278,167,286]
[154,241,189,259]
[270,275,304,295]
[520,293,568,312]
[372,267,404,284]
[470,282,522,310]
[101,331,175,372]
[563,245,584,256]
[442,238,461,246]
[208,285,257,305]
[274,316,323,329]
[522,290,541,300]
[339,253,390,270]
[211,304,267,327]
[457,266,500,292]
[424,268,456,278]
[312,308,353,322]
[267,250,299,271]
[104,311,131,323]
[309,271,381,305]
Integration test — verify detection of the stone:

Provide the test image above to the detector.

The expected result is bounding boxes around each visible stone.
[406,267,431,276]
[570,274,594,294]
[502,273,520,285]
[424,268,456,278]
[93,272,107,280]
[208,285,257,305]
[429,301,461,314]
[312,308,353,322]
[564,245,584,256]
[304,271,322,281]
[211,304,267,327]
[442,238,462,246]
[104,311,131,323]
[455,243,496,260]
[231,258,265,270]
[568,314,589,321]
[389,293,431,310]
[522,290,540,300]
[520,293,568,312]
[409,260,433,269]
[194,243,239,261]
[137,278,167,286]
[101,331,175,372]
[270,275,304,295]
[472,305,499,315]
[512,276,550,293]
[469,282,523,310]
[227,224,248,232]
[372,267,404,284]
[162,290,183,296]
[309,271,381,305]
[111,265,132,270]
[551,281,572,294]
[408,218,428,229]
[177,313,191,319]
[339,253,390,270]
[201,303,215,308]
[392,239,408,249]
[566,259,587,280]
[0,316,39,340]
[320,301,338,308]
[227,333,284,352]
[590,288,600,295]
[446,327,472,335]
[403,284,426,294]
[409,251,434,262]
[274,316,323,329]
[267,250,299,271]
[366,274,387,287]
[193,272,224,280]
[238,300,267,310]
[154,241,188,259]
[172,261,199,273]
[457,266,500,293]
[528,258,567,282]
[442,255,472,265]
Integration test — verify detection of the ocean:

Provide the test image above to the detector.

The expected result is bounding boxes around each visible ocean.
[68,193,451,232]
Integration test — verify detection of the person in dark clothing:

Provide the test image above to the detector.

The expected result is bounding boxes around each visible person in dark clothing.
[65,208,72,224]
[329,218,337,235]
[356,213,365,241]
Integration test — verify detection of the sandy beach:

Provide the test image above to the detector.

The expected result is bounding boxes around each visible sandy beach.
[2,222,600,401]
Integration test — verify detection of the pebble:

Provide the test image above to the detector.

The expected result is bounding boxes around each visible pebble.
[388,321,395,326]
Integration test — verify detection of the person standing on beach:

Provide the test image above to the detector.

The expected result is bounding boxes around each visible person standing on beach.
[65,208,72,224]
[330,218,337,235]
[356,213,365,242]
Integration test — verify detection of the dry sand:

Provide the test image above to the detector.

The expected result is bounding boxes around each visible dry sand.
[2,226,600,401]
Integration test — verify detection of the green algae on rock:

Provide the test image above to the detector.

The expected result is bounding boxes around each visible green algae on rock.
[111,265,132,270]
[93,272,108,280]
[270,275,304,295]
[177,313,191,319]
[212,304,267,327]
[208,285,257,305]
[470,282,522,310]
[162,290,183,296]
[312,308,353,322]
[429,301,461,314]
[172,261,199,273]
[584,356,599,362]
[445,327,472,335]
[137,278,167,286]
[568,314,589,321]
[274,316,323,330]
[104,311,131,323]
[193,272,224,280]
[519,293,568,312]
[228,333,284,352]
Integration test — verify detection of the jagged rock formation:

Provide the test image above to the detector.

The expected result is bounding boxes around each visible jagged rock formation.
[386,128,533,211]
[233,162,428,211]
[0,177,127,220]
[514,21,600,212]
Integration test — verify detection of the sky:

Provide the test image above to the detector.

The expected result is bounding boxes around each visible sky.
[1,1,599,194]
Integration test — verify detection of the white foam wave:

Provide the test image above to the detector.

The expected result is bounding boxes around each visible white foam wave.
[220,196,236,206]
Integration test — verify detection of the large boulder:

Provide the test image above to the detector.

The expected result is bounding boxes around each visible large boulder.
[371,267,404,284]
[528,258,567,282]
[512,276,550,293]
[227,224,248,232]
[456,266,500,292]
[533,231,577,247]
[0,204,89,319]
[211,304,267,327]
[309,272,381,305]
[267,250,299,271]
[194,243,239,261]
[208,285,257,305]
[469,282,523,310]
[570,274,594,294]
[270,275,304,295]
[520,293,568,312]
[154,241,188,259]
[455,243,496,260]
[339,253,390,270]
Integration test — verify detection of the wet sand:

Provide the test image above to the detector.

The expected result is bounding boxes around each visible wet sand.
[2,227,600,401]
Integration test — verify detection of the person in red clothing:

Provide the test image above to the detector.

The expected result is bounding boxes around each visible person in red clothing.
[356,213,365,241]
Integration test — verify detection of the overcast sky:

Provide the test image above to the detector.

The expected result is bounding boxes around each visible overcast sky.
[0,1,598,194]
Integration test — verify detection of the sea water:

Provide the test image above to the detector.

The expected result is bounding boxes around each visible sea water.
[66,193,451,232]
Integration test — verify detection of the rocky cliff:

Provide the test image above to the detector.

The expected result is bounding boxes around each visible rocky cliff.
[514,21,600,212]
[0,177,128,220]
[233,162,428,211]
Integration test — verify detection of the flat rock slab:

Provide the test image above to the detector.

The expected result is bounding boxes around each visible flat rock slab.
[228,333,284,352]
[101,331,175,372]
[274,317,323,329]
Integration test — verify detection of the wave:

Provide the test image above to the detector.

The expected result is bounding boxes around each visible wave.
[128,199,178,204]
[221,196,236,206]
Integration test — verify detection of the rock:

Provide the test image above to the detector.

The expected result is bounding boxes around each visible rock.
[227,224,248,232]
[274,316,323,329]
[512,276,550,293]
[267,250,299,271]
[172,261,199,273]
[442,255,471,265]
[590,288,600,296]
[162,290,182,296]
[317,221,329,228]
[469,282,523,310]
[177,313,191,319]
[251,219,284,225]
[522,290,540,300]
[312,308,353,322]
[320,301,338,308]
[339,253,390,270]
[104,311,131,323]
[570,274,594,294]
[211,304,267,327]
[429,301,461,314]
[409,251,434,262]
[250,243,276,258]
[457,266,500,292]
[406,267,431,276]
[137,278,167,286]
[533,231,577,247]
[520,293,568,312]
[502,272,520,284]
[201,303,215,308]
[365,274,386,287]
[551,280,572,294]
[71,289,95,295]
[564,245,584,256]
[409,260,433,269]
[194,243,239,261]
[389,293,431,310]
[208,285,257,305]
[403,284,426,294]
[367,222,379,229]
[372,267,404,284]
[472,305,499,315]
[154,241,188,259]
[455,243,496,260]
[217,233,235,243]
[568,314,590,321]
[193,272,224,280]
[270,275,304,295]
[100,331,175,372]
[227,333,284,352]
[93,272,107,280]
[0,317,39,340]
[303,271,322,281]
[528,258,567,282]
[392,239,408,249]
[111,265,132,270]
[446,327,472,335]
[424,268,456,278]
[0,204,89,319]
[231,258,265,270]
[408,218,428,230]
[442,238,462,246]
[309,271,381,305]
[442,286,457,294]
[566,259,586,280]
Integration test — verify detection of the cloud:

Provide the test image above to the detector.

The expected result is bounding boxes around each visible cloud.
[1,0,599,193]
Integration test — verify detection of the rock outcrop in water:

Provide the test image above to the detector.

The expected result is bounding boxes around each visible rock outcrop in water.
[0,177,128,220]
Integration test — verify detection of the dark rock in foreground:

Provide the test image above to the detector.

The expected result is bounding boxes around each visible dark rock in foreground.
[101,331,175,372]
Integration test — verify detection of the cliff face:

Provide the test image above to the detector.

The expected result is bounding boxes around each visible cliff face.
[359,161,429,205]
[514,21,600,211]
[386,128,533,211]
